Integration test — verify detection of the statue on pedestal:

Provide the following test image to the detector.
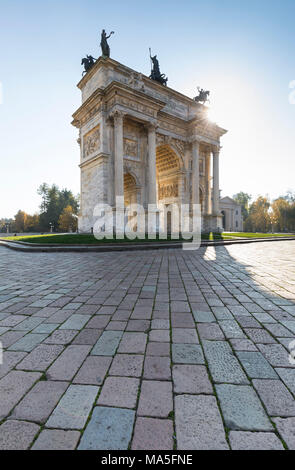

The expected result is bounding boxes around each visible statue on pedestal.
[100,29,114,57]
[149,49,168,86]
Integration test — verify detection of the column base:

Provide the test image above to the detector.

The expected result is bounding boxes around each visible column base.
[202,214,223,233]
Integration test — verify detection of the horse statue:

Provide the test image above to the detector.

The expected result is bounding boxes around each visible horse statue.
[149,50,168,86]
[194,87,210,104]
[81,55,97,75]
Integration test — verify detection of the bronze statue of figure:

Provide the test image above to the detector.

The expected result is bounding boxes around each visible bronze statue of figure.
[194,87,210,104]
[81,55,97,75]
[149,49,168,86]
[100,29,114,57]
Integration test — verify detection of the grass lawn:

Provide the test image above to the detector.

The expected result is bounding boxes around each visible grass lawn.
[1,232,229,244]
[1,232,294,245]
[224,232,295,238]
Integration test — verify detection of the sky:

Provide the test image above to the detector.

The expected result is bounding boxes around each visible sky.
[0,0,294,218]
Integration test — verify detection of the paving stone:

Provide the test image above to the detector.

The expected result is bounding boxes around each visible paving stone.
[0,420,40,450]
[172,343,204,364]
[117,332,147,354]
[109,354,144,377]
[171,301,190,312]
[229,431,284,450]
[137,380,173,417]
[149,329,170,342]
[46,384,99,429]
[211,307,233,320]
[11,380,68,423]
[203,340,249,384]
[273,417,295,450]
[173,364,213,394]
[257,343,291,367]
[0,370,41,419]
[91,330,123,356]
[219,320,245,339]
[44,329,77,344]
[59,314,91,330]
[265,323,294,337]
[281,321,295,334]
[71,328,102,345]
[235,316,262,328]
[0,330,26,348]
[44,310,74,324]
[0,314,27,327]
[73,356,112,385]
[132,417,174,450]
[0,351,27,378]
[32,429,81,450]
[84,315,111,329]
[16,344,64,371]
[97,376,139,408]
[46,345,91,380]
[252,312,276,323]
[230,338,258,351]
[171,313,195,328]
[143,356,171,380]
[106,321,127,331]
[172,328,199,344]
[244,328,276,344]
[32,323,59,334]
[151,319,169,330]
[197,323,224,340]
[275,368,295,395]
[192,310,216,323]
[236,351,278,379]
[13,316,44,331]
[126,319,150,332]
[8,333,48,352]
[216,384,273,431]
[146,342,170,356]
[253,379,295,417]
[78,406,135,450]
[0,327,10,335]
[175,395,228,450]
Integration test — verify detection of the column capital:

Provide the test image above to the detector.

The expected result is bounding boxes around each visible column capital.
[145,121,158,132]
[110,110,125,125]
[212,144,222,155]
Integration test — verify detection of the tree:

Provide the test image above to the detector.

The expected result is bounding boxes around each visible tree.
[271,198,290,232]
[244,196,271,232]
[58,206,78,232]
[14,210,28,232]
[38,183,79,231]
[233,192,251,220]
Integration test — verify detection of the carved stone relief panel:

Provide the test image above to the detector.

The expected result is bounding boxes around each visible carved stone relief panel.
[83,125,100,158]
[124,138,138,158]
[158,180,179,200]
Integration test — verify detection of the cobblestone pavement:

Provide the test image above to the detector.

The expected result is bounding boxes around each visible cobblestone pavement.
[0,241,295,450]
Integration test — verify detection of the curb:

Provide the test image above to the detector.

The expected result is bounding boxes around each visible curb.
[1,237,295,253]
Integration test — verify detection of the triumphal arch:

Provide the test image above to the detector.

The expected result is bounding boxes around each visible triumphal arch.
[72,50,227,233]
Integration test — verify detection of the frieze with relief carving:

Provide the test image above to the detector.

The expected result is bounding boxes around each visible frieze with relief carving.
[158,182,179,200]
[83,125,101,158]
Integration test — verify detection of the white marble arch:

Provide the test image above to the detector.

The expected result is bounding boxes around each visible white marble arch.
[72,56,227,233]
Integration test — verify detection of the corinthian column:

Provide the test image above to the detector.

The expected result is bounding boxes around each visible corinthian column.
[113,111,124,203]
[147,123,157,205]
[212,146,220,214]
[204,149,211,214]
[192,140,200,205]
